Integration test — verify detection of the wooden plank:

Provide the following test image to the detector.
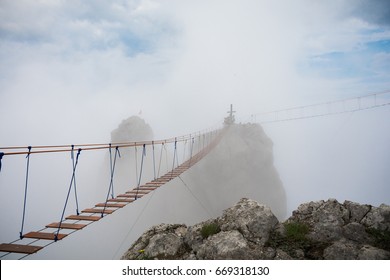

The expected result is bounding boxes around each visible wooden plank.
[0,243,43,254]
[117,194,138,198]
[138,187,157,190]
[46,223,86,230]
[126,190,149,194]
[24,232,67,240]
[108,198,134,203]
[81,208,114,214]
[126,190,149,193]
[66,215,101,221]
[95,203,126,208]
[145,183,163,186]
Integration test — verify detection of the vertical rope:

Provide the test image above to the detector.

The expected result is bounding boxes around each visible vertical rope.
[152,141,156,180]
[0,152,4,172]
[164,142,169,174]
[112,147,120,199]
[19,146,31,239]
[102,146,120,217]
[188,137,194,167]
[108,144,113,198]
[171,139,177,179]
[55,148,81,241]
[134,144,138,188]
[182,139,187,163]
[71,145,80,215]
[157,142,164,178]
[135,144,146,200]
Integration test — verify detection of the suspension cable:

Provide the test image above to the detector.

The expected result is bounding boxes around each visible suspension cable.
[102,146,120,217]
[135,144,146,200]
[152,141,156,180]
[19,146,32,239]
[55,148,82,241]
[71,146,80,215]
[0,152,4,172]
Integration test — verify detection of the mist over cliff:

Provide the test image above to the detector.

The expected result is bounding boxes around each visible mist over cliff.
[185,123,286,220]
[23,116,285,259]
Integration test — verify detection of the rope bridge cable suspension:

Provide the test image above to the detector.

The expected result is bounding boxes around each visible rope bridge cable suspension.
[135,144,146,200]
[102,146,121,217]
[0,128,224,258]
[19,146,32,239]
[134,144,138,190]
[0,152,4,172]
[152,141,156,180]
[170,139,177,180]
[157,142,164,178]
[188,137,195,167]
[71,146,80,215]
[55,148,82,241]
[249,90,390,124]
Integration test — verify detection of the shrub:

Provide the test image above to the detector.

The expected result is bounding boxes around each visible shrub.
[284,222,310,243]
[265,221,327,259]
[201,223,221,239]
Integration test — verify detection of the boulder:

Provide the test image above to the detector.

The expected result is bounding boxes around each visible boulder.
[218,198,279,245]
[121,198,390,260]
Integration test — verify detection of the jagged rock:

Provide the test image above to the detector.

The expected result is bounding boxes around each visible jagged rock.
[361,204,390,231]
[120,224,187,260]
[121,198,390,260]
[323,240,359,260]
[218,198,278,245]
[343,200,371,223]
[184,219,217,253]
[290,198,349,242]
[274,249,293,260]
[358,245,390,260]
[342,222,372,243]
[197,230,250,260]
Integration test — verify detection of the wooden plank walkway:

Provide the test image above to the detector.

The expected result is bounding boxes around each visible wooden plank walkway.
[0,129,225,257]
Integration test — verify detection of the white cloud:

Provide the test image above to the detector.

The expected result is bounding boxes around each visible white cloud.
[0,0,389,259]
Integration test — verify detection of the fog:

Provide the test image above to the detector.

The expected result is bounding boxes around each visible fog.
[0,0,389,259]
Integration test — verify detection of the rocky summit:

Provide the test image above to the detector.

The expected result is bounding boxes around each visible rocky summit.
[121,198,390,260]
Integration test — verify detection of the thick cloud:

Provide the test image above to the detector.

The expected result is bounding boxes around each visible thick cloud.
[351,0,390,26]
[0,1,389,259]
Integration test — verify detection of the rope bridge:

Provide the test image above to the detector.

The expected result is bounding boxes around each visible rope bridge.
[0,127,225,259]
[1,90,389,259]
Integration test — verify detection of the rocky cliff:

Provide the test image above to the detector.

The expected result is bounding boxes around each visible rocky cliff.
[121,198,390,260]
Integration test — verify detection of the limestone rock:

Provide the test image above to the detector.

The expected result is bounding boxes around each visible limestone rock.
[343,200,371,223]
[323,240,359,260]
[121,224,187,260]
[121,198,390,260]
[197,230,250,260]
[358,245,390,260]
[361,204,390,231]
[218,198,278,245]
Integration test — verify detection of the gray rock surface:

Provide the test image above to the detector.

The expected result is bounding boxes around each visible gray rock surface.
[121,198,390,260]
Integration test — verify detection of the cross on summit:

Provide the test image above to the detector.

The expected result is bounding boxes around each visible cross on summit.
[224,104,236,125]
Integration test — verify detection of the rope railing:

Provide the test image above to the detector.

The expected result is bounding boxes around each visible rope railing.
[0,126,225,259]
[250,90,390,124]
[0,124,222,156]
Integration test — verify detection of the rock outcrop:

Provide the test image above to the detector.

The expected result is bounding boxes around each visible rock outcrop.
[121,198,390,260]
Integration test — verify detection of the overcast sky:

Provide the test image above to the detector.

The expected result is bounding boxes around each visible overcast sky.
[0,0,389,144]
[0,1,390,255]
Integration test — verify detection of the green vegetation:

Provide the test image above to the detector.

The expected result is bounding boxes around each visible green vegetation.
[266,221,328,259]
[284,221,310,243]
[201,223,221,239]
